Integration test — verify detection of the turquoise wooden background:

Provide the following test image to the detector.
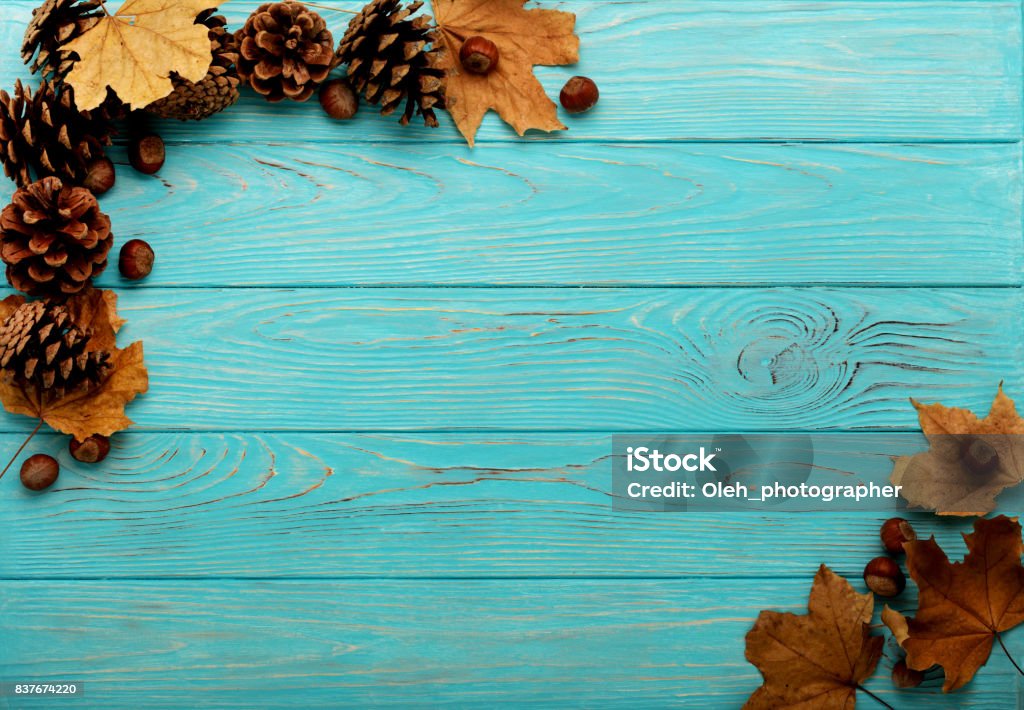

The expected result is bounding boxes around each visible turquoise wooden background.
[0,1,1022,707]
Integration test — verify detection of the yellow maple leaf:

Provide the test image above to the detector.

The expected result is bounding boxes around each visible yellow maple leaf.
[433,0,579,146]
[63,0,217,111]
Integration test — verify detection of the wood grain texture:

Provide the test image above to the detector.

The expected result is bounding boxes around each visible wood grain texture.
[0,1,1020,143]
[7,142,1017,287]
[1,579,1021,709]
[44,287,1015,433]
[0,431,1010,580]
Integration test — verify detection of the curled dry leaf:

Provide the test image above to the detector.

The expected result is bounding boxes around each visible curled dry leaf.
[62,0,216,111]
[883,515,1024,692]
[433,0,580,146]
[744,565,884,709]
[0,289,147,440]
[891,386,1024,515]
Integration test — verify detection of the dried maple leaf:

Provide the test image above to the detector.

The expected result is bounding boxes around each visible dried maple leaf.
[0,289,148,440]
[891,386,1024,515]
[433,0,579,146]
[62,0,216,111]
[744,565,884,709]
[883,515,1024,692]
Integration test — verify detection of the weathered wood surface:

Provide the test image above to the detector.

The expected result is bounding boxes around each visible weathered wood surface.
[21,142,1019,288]
[0,0,1021,707]
[0,287,1000,433]
[2,579,1022,709]
[0,431,1005,580]
[0,1,1020,143]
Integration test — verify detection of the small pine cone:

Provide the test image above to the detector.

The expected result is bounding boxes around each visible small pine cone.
[337,0,446,127]
[0,82,33,188]
[0,80,114,189]
[0,300,109,400]
[146,11,241,121]
[235,2,335,103]
[21,0,104,81]
[0,176,113,296]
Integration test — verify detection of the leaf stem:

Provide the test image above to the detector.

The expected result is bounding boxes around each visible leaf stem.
[996,631,1024,676]
[0,419,44,483]
[301,2,357,14]
[855,685,895,710]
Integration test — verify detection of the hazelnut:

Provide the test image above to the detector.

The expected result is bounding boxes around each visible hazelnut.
[129,134,165,175]
[880,517,916,555]
[891,660,924,689]
[84,157,116,195]
[863,556,906,598]
[560,76,599,114]
[319,79,359,120]
[119,239,155,281]
[20,453,59,491]
[70,434,111,463]
[460,36,499,75]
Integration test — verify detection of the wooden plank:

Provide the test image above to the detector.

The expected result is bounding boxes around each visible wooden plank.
[16,142,1016,287]
[0,1,1019,142]
[0,579,1019,708]
[0,431,1013,580]
[10,286,1007,433]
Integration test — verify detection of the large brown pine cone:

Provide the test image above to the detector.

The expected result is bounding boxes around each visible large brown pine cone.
[146,10,241,121]
[0,300,109,400]
[0,80,114,189]
[235,2,335,103]
[337,0,446,127]
[21,0,104,81]
[0,176,113,296]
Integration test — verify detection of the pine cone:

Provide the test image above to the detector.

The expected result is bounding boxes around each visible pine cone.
[0,176,113,296]
[146,11,241,121]
[0,80,114,189]
[21,0,104,81]
[235,2,335,103]
[0,300,109,400]
[337,0,446,127]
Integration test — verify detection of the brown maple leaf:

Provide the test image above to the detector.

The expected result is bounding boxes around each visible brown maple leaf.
[0,289,148,440]
[433,0,580,146]
[883,515,1024,692]
[62,0,215,111]
[744,565,884,709]
[891,386,1024,515]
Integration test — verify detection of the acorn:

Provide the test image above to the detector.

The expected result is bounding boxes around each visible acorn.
[20,454,59,491]
[460,36,499,75]
[863,557,906,597]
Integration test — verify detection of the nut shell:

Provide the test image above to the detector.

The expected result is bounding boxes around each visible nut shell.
[863,556,906,598]
[70,434,110,463]
[560,76,599,114]
[20,453,59,490]
[460,36,499,75]
[880,517,916,555]
[129,135,165,175]
[119,239,155,281]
